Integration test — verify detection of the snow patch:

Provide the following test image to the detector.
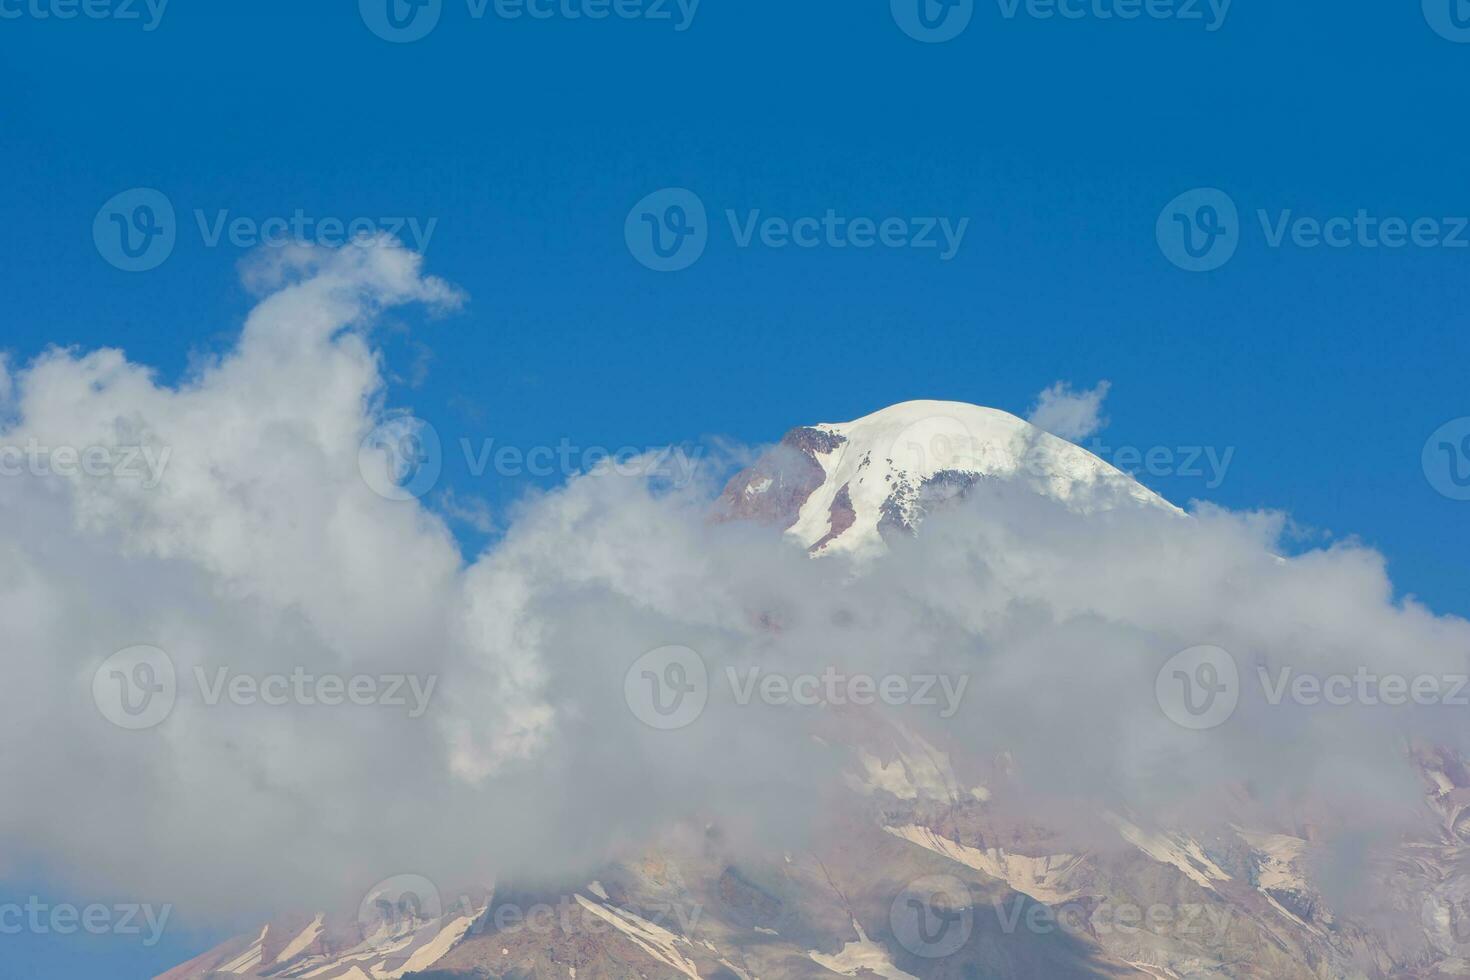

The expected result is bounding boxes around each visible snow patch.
[807,919,918,980]
[574,894,701,980]
[219,924,268,974]
[788,400,1174,557]
[274,913,323,967]
[1105,813,1230,891]
[884,824,1085,905]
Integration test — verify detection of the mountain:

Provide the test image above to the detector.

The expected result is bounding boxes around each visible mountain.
[159,402,1470,980]
[717,401,1173,556]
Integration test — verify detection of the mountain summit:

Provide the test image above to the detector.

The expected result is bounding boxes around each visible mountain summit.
[719,400,1171,556]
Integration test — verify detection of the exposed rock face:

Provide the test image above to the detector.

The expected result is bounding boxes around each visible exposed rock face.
[807,483,856,554]
[716,426,846,530]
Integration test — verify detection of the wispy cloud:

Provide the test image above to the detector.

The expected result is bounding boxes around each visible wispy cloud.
[1027,379,1111,441]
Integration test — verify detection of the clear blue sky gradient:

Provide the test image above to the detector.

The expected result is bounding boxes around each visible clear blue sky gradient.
[3,2,1469,975]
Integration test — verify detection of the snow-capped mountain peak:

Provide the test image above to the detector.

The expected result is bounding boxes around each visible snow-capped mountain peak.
[720,399,1171,556]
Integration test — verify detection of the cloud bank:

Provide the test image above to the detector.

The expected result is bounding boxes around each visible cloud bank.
[1,243,1464,933]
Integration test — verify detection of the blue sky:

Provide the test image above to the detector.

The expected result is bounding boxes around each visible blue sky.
[4,1,1470,974]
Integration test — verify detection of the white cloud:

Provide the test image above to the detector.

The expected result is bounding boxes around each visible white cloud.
[1027,379,1111,441]
[1,245,1465,938]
